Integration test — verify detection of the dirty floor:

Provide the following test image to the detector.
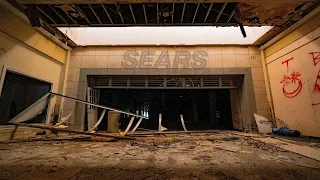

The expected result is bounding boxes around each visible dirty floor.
[0,131,320,180]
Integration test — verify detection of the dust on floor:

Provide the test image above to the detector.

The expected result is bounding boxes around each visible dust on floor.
[0,131,320,180]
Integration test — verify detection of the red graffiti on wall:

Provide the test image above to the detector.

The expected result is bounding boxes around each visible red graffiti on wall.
[281,57,294,71]
[280,71,302,98]
[309,52,320,66]
[314,70,320,93]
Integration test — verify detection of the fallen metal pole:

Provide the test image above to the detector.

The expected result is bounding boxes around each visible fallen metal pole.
[50,92,148,119]
[127,130,220,136]
[9,122,135,140]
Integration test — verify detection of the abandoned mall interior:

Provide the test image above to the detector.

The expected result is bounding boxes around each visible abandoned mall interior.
[0,0,320,179]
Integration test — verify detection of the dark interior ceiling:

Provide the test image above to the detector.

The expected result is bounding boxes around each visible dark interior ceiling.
[26,3,239,27]
[8,0,319,46]
[16,0,318,27]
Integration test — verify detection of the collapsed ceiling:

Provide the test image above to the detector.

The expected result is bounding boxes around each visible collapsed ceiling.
[7,0,320,46]
[14,0,318,27]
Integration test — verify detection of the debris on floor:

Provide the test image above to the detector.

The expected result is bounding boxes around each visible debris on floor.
[0,130,320,180]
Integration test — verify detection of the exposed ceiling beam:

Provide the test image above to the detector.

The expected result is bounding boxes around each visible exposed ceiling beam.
[215,2,227,23]
[48,5,68,24]
[129,4,136,24]
[203,3,213,23]
[192,3,200,23]
[171,3,175,23]
[88,4,102,24]
[143,4,148,24]
[157,3,159,23]
[36,5,57,24]
[180,3,186,23]
[101,4,113,24]
[65,10,77,24]
[74,4,91,25]
[226,10,235,23]
[116,4,125,24]
[19,0,314,4]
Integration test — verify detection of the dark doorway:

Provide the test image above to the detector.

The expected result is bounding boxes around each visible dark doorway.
[0,71,51,124]
[98,89,233,131]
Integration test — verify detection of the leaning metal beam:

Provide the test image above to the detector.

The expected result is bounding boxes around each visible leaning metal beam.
[192,3,200,23]
[88,4,102,24]
[36,5,57,24]
[227,10,235,23]
[203,3,213,23]
[180,3,186,23]
[74,4,91,25]
[129,4,136,24]
[142,4,148,24]
[215,2,227,23]
[48,5,68,24]
[101,4,113,24]
[50,92,149,119]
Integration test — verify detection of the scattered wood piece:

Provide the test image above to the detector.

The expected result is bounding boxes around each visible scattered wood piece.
[9,122,135,140]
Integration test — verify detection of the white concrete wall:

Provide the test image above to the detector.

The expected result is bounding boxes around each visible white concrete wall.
[266,27,320,137]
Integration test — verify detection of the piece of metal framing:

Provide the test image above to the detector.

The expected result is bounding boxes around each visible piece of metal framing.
[119,116,135,136]
[203,3,213,23]
[55,102,78,126]
[74,4,91,25]
[101,4,113,24]
[65,10,77,24]
[131,117,143,133]
[181,3,186,23]
[36,5,57,24]
[88,4,102,24]
[192,3,200,23]
[180,114,187,131]
[157,3,159,23]
[227,10,235,23]
[48,5,68,24]
[142,4,148,24]
[129,4,136,24]
[116,4,125,24]
[50,92,148,119]
[215,2,227,23]
[171,3,175,23]
[87,109,106,132]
